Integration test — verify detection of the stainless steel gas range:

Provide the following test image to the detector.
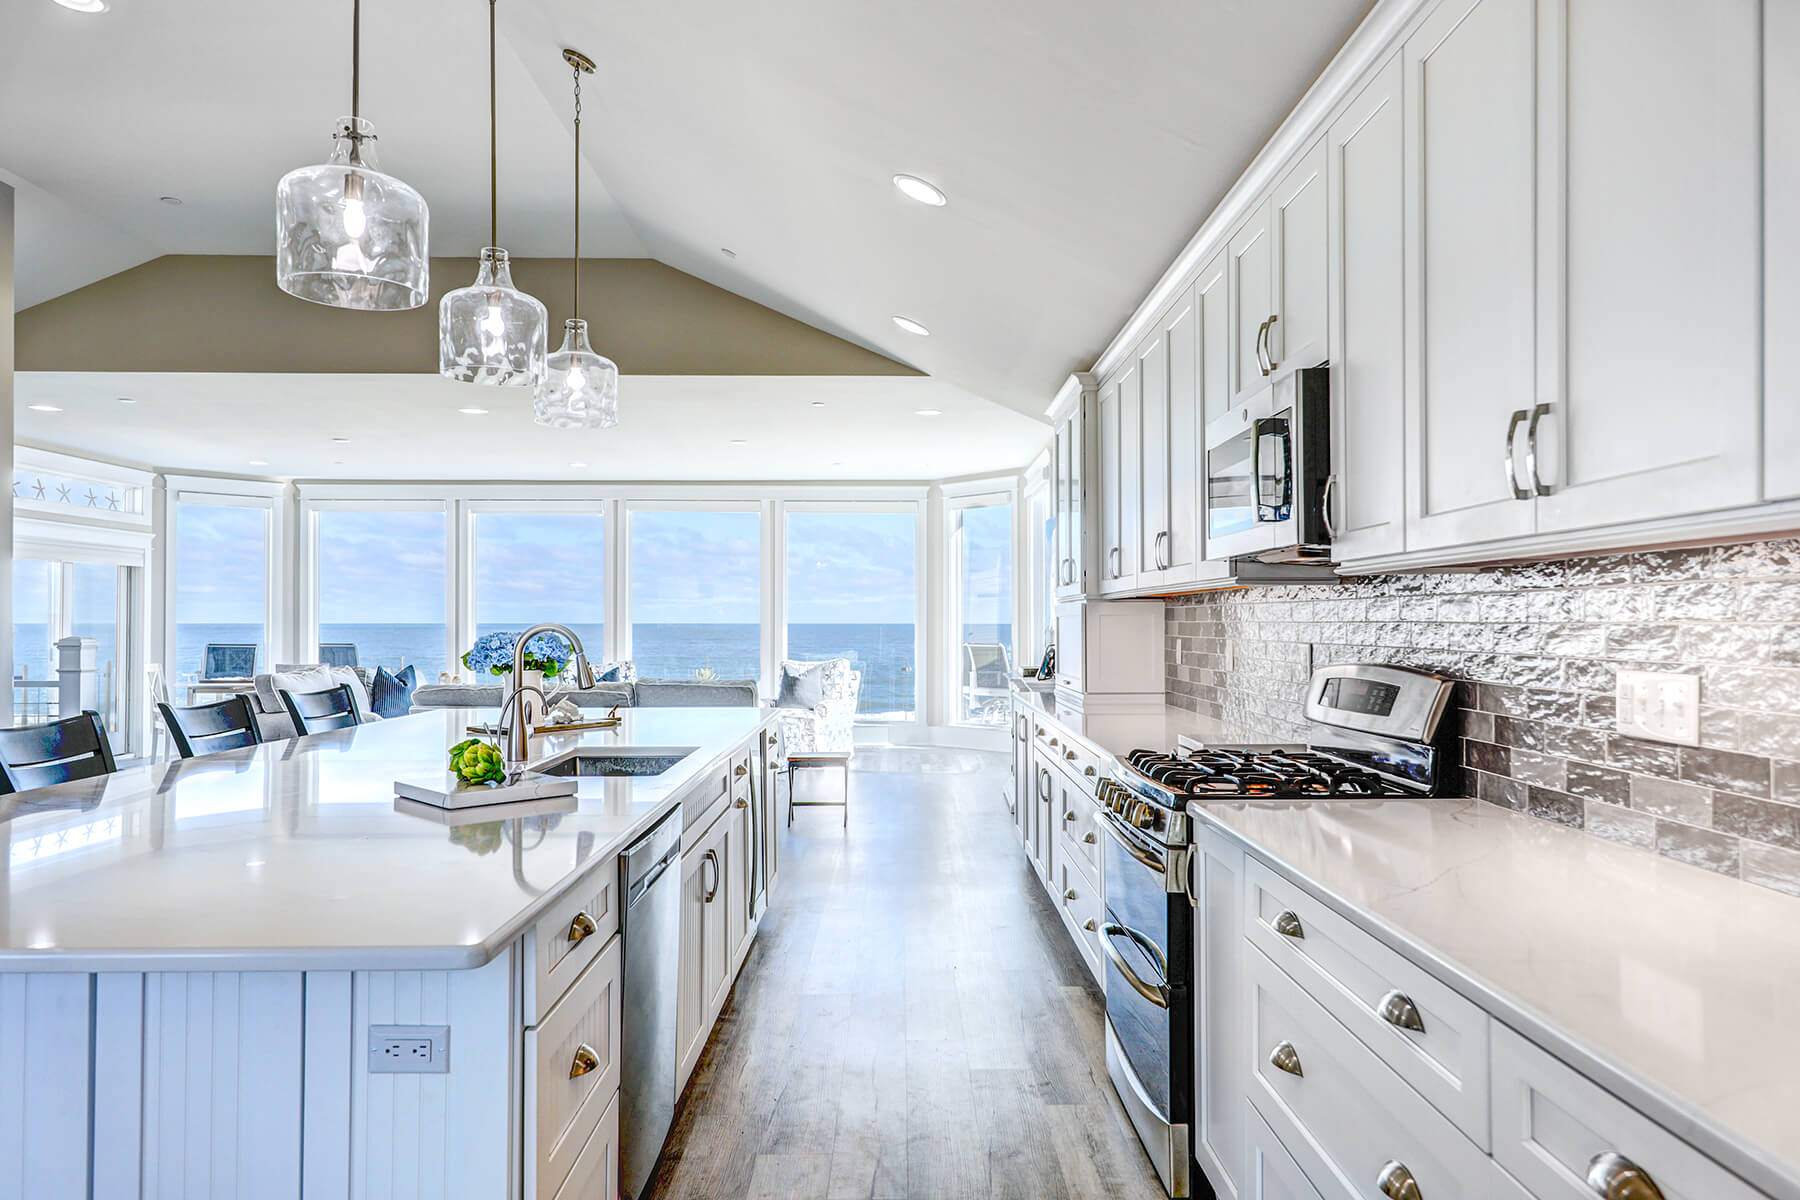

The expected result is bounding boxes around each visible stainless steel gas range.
[1094,663,1459,1199]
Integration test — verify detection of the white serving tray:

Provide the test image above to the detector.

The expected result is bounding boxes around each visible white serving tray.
[394,770,578,811]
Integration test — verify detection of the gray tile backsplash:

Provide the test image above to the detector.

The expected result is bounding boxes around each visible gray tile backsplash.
[1164,538,1800,897]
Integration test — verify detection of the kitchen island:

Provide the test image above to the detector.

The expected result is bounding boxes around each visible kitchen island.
[0,707,782,1200]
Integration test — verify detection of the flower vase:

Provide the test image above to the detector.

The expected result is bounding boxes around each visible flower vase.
[519,668,547,729]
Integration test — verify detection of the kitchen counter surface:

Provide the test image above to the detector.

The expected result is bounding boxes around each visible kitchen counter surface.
[0,707,771,973]
[1200,796,1800,1200]
[1009,683,1240,760]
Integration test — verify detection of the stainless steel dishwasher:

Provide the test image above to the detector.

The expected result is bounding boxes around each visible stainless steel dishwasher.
[619,810,682,1200]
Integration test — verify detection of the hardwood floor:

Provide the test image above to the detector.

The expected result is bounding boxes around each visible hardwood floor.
[647,746,1167,1200]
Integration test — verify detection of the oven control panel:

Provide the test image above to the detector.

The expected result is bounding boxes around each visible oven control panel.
[1303,663,1454,744]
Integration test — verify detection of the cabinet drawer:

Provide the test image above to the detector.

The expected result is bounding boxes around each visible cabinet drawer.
[1058,797,1104,882]
[682,758,732,831]
[551,1086,619,1200]
[1245,857,1491,1146]
[524,856,620,1024]
[526,933,623,1200]
[730,749,754,804]
[1050,737,1104,785]
[1247,945,1527,1200]
[1245,1102,1326,1200]
[1490,1023,1762,1200]
[1055,853,1103,983]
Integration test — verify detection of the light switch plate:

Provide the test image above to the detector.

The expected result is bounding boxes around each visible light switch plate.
[1615,670,1700,746]
[368,1024,450,1074]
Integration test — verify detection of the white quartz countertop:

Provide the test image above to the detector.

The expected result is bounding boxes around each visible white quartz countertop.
[0,707,770,973]
[1009,685,1239,760]
[1200,797,1800,1200]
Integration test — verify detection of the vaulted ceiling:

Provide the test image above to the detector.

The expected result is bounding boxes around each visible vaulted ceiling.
[4,0,1372,419]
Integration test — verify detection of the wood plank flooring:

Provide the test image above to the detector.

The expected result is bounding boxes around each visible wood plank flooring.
[646,747,1166,1200]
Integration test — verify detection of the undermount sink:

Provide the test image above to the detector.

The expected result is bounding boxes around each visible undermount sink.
[528,747,697,778]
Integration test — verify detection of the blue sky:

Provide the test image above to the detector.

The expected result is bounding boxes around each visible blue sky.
[176,506,956,626]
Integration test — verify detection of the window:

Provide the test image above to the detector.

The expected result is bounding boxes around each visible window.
[175,502,269,685]
[784,507,918,719]
[628,507,761,682]
[12,558,55,721]
[12,559,129,737]
[316,508,448,680]
[71,563,122,735]
[472,510,606,663]
[952,497,1014,725]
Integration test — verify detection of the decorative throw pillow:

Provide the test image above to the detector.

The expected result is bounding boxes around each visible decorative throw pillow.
[271,665,334,703]
[776,661,827,710]
[370,664,417,718]
[329,666,377,719]
[596,660,637,684]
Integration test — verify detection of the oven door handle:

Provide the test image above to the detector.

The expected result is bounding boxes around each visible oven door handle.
[1100,922,1171,1010]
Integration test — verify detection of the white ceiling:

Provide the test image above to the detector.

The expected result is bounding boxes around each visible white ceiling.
[16,372,1045,482]
[2,0,1373,418]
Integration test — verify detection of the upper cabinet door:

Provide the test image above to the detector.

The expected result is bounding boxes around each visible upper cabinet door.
[1135,327,1171,588]
[1402,0,1541,552]
[1229,203,1274,413]
[1163,285,1202,583]
[1096,374,1124,591]
[1195,249,1234,562]
[1115,363,1143,591]
[1771,2,1800,502]
[1327,58,1407,564]
[1533,0,1760,531]
[1270,140,1328,377]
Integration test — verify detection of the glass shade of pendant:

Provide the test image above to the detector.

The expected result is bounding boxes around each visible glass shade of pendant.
[534,319,619,429]
[438,247,548,385]
[276,117,430,310]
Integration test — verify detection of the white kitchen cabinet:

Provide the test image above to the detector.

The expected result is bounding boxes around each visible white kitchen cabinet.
[1325,57,1407,564]
[1402,0,1542,552]
[1770,0,1800,502]
[1098,362,1141,593]
[1268,140,1328,379]
[1228,202,1274,414]
[676,805,733,1090]
[1053,398,1089,598]
[1193,824,1247,1200]
[1244,1104,1325,1200]
[1531,0,1760,532]
[725,800,751,973]
[1097,373,1122,592]
[1139,284,1202,588]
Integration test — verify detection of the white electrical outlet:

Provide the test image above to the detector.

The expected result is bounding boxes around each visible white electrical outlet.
[368,1024,450,1074]
[1615,670,1701,746]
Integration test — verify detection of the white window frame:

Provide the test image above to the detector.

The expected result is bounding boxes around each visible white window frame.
[620,499,769,691]
[298,496,454,677]
[165,479,286,680]
[941,479,1021,727]
[778,499,927,722]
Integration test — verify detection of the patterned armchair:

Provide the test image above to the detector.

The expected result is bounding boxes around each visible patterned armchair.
[772,658,861,755]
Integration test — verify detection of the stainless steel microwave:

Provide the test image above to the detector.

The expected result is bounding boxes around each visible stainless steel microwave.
[1203,364,1331,563]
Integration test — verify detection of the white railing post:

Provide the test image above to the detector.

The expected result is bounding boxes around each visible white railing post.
[55,637,98,718]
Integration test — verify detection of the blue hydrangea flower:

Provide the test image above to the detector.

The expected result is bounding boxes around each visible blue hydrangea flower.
[461,631,575,677]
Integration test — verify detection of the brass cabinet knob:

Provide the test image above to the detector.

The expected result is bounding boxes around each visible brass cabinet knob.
[1273,910,1304,939]
[569,1042,601,1079]
[567,911,598,944]
[1084,766,1096,777]
[734,764,748,777]
[1064,810,1078,824]
[1083,832,1097,844]
[1268,1040,1303,1077]
[1064,749,1077,761]
[1049,736,1060,748]
[1377,1161,1421,1200]
[735,797,750,809]
[1586,1153,1665,1200]
[1084,919,1098,932]
[1378,989,1425,1033]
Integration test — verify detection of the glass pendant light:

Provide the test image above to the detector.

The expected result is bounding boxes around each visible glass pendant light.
[438,0,547,385]
[276,0,430,310]
[534,49,619,430]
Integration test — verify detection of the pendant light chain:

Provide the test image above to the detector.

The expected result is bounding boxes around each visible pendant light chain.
[488,0,497,247]
[572,58,583,317]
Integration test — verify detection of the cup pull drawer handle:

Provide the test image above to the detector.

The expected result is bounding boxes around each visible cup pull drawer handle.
[1378,1160,1421,1200]
[735,797,750,809]
[1064,749,1077,761]
[1083,832,1097,844]
[567,910,598,944]
[734,764,748,777]
[569,1043,601,1079]
[1378,989,1425,1033]
[1268,1040,1303,1077]
[1273,910,1304,939]
[1586,1152,1665,1200]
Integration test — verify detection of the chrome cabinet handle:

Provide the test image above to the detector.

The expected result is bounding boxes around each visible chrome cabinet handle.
[1320,473,1338,540]
[1586,1152,1665,1200]
[1378,1160,1421,1200]
[1526,402,1553,496]
[701,849,720,903]
[1273,910,1304,939]
[1254,317,1272,376]
[569,1042,600,1079]
[1109,546,1121,578]
[1151,530,1170,570]
[1268,1040,1303,1077]
[1100,923,1170,1009]
[1504,407,1531,499]
[1378,990,1425,1032]
[1265,313,1280,372]
[567,910,598,944]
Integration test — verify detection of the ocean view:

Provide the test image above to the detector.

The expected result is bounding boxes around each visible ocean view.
[151,622,1008,718]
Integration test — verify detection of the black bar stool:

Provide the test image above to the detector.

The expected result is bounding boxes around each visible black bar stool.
[157,695,263,759]
[279,684,362,735]
[0,710,118,794]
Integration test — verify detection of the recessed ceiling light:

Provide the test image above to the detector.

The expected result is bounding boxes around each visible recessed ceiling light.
[27,404,61,413]
[117,396,137,404]
[892,174,947,206]
[248,459,269,467]
[458,407,488,415]
[158,195,182,206]
[729,438,748,445]
[333,460,346,466]
[811,401,826,408]
[720,248,737,258]
[892,315,930,337]
[331,436,351,443]
[51,0,108,12]
[568,461,588,469]
[915,408,943,417]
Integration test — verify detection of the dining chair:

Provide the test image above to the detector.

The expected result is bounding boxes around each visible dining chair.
[157,695,263,759]
[0,710,119,794]
[279,684,362,735]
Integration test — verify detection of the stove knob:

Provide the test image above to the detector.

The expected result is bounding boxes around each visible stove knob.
[1130,802,1157,829]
